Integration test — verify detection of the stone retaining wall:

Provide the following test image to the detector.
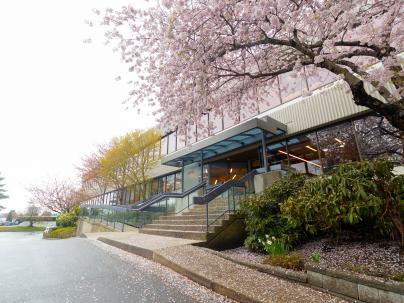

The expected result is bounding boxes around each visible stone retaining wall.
[306,265,404,303]
[210,250,403,303]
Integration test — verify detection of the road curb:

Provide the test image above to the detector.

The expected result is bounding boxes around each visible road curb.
[98,237,154,260]
[152,250,260,303]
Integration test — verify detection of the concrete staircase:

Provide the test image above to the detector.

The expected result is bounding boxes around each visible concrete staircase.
[139,198,233,241]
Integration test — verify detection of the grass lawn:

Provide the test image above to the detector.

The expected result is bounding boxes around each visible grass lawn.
[43,226,76,239]
[0,226,45,232]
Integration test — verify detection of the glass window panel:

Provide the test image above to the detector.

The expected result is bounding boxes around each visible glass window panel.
[287,133,322,175]
[160,136,168,156]
[165,174,175,192]
[151,178,159,196]
[223,110,239,130]
[317,122,360,171]
[168,131,177,154]
[183,162,201,190]
[258,79,282,113]
[266,141,289,171]
[187,123,197,146]
[305,65,338,91]
[354,116,403,162]
[176,130,186,150]
[240,97,259,121]
[210,112,223,134]
[174,172,182,193]
[158,176,166,193]
[197,114,209,141]
[279,71,308,103]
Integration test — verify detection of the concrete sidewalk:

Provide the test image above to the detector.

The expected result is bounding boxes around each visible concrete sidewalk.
[86,232,347,303]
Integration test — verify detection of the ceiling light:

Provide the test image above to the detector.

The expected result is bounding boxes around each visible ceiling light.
[305,145,317,152]
[278,150,322,168]
[229,168,233,173]
[334,138,343,144]
[214,180,218,185]
[232,174,237,180]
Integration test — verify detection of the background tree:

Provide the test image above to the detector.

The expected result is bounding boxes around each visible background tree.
[96,0,404,136]
[6,210,16,222]
[28,179,88,214]
[100,128,161,200]
[0,172,9,200]
[78,144,111,195]
[25,202,39,227]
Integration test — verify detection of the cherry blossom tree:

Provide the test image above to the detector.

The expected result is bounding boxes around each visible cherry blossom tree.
[94,0,403,136]
[28,179,89,214]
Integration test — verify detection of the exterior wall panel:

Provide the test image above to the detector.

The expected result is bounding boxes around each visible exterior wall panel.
[266,83,369,136]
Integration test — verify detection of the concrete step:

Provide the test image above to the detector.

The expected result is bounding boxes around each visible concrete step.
[139,228,208,241]
[159,213,229,220]
[153,218,225,225]
[144,224,219,232]
[184,208,229,215]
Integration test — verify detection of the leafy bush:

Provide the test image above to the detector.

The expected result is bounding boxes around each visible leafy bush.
[239,173,307,251]
[263,252,305,271]
[240,160,404,253]
[281,161,403,244]
[56,207,80,227]
[43,226,76,239]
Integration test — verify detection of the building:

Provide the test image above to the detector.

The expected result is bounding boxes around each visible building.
[81,70,403,243]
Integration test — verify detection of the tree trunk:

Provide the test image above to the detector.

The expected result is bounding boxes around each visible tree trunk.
[318,60,404,135]
[388,208,404,249]
[350,82,404,133]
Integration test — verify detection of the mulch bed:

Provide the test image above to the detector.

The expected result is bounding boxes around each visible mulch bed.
[222,239,403,283]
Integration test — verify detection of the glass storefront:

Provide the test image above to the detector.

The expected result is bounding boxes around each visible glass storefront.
[317,122,360,170]
[129,114,402,203]
[287,133,322,175]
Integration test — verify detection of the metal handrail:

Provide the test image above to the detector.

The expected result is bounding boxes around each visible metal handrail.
[134,182,206,211]
[193,168,260,205]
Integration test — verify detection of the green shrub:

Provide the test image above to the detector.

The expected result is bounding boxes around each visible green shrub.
[281,161,403,243]
[56,208,79,227]
[240,160,404,253]
[239,173,307,251]
[43,226,76,239]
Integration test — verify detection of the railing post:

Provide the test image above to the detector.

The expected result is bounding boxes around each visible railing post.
[232,187,236,212]
[205,203,209,232]
[165,198,168,214]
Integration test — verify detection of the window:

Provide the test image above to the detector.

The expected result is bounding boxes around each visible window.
[210,112,223,134]
[168,131,177,154]
[160,136,168,156]
[287,133,322,175]
[316,122,360,171]
[278,71,307,102]
[197,114,209,141]
[354,116,403,162]
[187,123,197,145]
[305,65,337,91]
[258,79,282,113]
[177,130,186,150]
[174,172,182,192]
[166,174,175,192]
[266,141,289,171]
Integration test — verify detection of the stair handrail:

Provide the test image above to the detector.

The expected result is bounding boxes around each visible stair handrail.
[193,168,261,205]
[133,182,206,211]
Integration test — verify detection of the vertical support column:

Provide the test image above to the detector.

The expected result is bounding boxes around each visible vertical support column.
[261,129,268,172]
[181,160,185,192]
[200,151,204,184]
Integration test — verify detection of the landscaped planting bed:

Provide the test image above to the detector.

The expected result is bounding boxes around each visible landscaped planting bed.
[222,239,403,283]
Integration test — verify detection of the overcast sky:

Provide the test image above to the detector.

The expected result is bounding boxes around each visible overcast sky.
[0,0,154,212]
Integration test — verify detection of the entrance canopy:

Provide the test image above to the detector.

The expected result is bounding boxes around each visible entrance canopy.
[162,116,287,166]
